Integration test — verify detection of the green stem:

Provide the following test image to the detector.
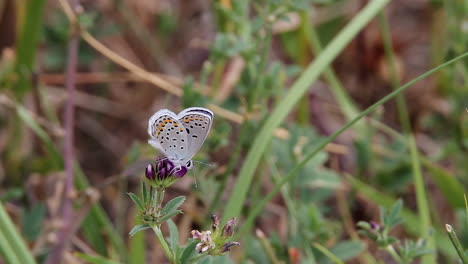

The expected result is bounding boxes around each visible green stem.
[446,224,468,264]
[386,245,404,264]
[257,230,283,264]
[152,226,174,262]
[156,188,165,214]
[313,243,343,264]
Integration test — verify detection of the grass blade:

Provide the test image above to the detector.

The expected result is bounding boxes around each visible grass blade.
[75,253,122,264]
[313,243,344,264]
[0,202,36,264]
[14,0,46,97]
[445,224,468,263]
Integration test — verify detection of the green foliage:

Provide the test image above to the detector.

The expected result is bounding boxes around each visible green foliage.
[357,200,431,264]
[129,224,151,237]
[75,253,121,264]
[14,0,46,97]
[0,202,36,264]
[161,196,186,216]
[21,203,46,241]
[3,0,468,263]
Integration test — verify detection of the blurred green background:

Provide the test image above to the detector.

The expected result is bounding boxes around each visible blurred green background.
[0,0,467,263]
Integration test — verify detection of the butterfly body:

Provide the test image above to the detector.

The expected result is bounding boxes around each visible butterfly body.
[148,107,213,172]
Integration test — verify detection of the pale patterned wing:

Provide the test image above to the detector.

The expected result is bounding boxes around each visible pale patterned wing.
[177,107,213,161]
[148,109,188,162]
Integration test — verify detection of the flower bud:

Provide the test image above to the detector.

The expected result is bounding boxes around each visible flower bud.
[221,242,240,253]
[222,218,237,237]
[174,166,188,178]
[211,215,220,231]
[156,158,174,180]
[145,164,155,180]
[370,221,380,231]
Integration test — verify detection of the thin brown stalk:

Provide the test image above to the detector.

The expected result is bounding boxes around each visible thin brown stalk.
[45,0,79,262]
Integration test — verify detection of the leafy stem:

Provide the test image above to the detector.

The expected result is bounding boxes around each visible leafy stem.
[156,188,166,215]
[386,245,403,264]
[152,226,174,263]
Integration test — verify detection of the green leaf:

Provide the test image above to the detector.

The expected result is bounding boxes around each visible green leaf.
[423,159,466,209]
[167,220,180,256]
[127,193,144,210]
[330,241,365,262]
[129,224,151,237]
[75,253,121,264]
[161,196,186,215]
[141,181,148,205]
[21,203,46,241]
[180,240,198,264]
[160,210,182,222]
[383,199,403,230]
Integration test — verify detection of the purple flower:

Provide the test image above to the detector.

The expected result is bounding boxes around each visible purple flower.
[370,221,380,231]
[155,157,188,179]
[146,157,188,186]
[145,164,155,180]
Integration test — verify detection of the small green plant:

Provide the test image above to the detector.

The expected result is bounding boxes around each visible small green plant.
[357,200,431,264]
[127,156,239,263]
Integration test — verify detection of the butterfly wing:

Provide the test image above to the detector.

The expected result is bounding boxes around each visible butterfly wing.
[177,107,213,161]
[148,109,189,162]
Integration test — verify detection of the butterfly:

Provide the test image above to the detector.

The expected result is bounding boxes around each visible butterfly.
[147,107,214,173]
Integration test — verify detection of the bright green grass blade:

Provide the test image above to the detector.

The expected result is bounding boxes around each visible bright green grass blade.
[445,224,468,264]
[0,202,36,264]
[0,221,22,264]
[222,0,391,222]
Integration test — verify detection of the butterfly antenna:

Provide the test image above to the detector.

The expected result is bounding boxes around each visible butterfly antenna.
[192,160,216,167]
